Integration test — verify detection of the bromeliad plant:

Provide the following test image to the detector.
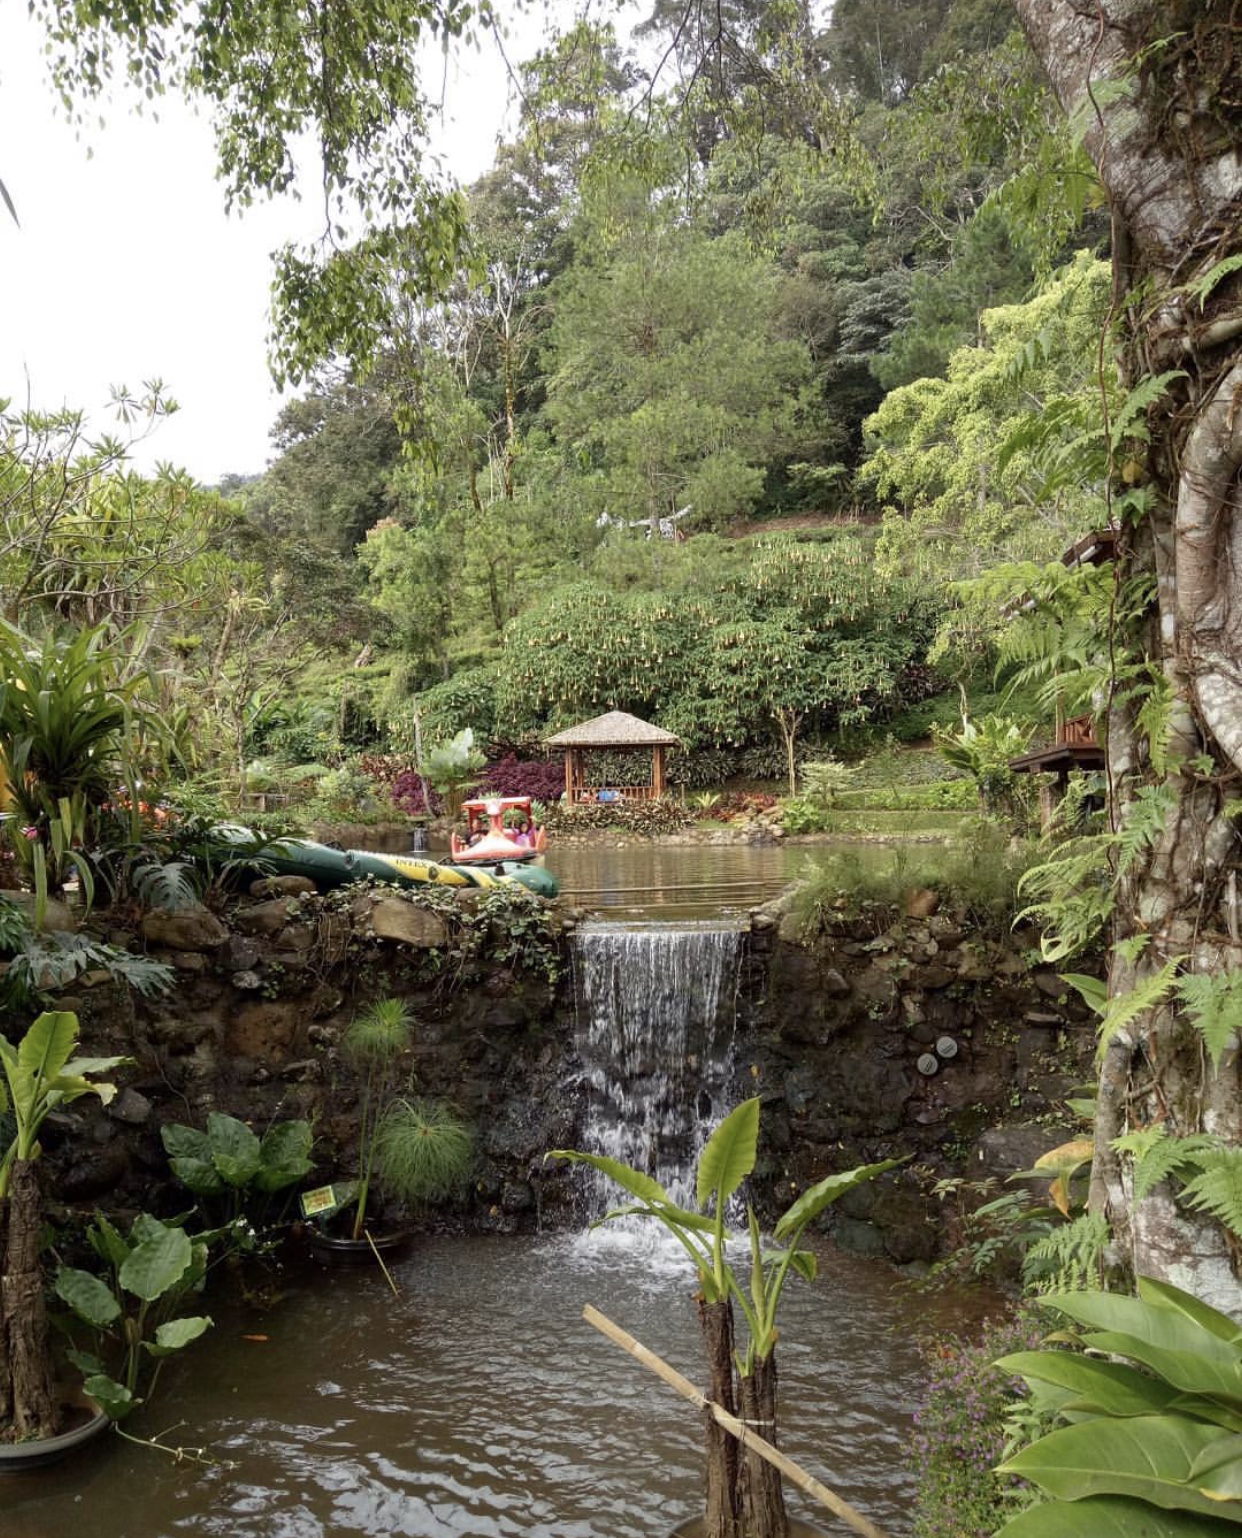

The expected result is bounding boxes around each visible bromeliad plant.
[0,1009,128,1442]
[549,1097,900,1538]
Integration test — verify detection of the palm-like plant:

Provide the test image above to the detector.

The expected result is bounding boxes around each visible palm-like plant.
[0,621,158,911]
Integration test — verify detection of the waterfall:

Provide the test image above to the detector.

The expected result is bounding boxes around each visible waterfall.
[571,919,745,1221]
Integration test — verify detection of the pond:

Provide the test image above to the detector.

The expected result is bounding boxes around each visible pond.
[544,843,917,921]
[6,1231,985,1538]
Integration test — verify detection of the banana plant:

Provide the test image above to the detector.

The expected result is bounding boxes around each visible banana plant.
[994,1277,1242,1536]
[549,1098,900,1538]
[0,1009,128,1441]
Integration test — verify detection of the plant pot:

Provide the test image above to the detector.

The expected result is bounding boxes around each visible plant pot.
[0,1397,110,1473]
[671,1522,829,1538]
[308,1228,410,1264]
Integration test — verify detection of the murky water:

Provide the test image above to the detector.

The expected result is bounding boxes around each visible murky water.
[5,1232,959,1538]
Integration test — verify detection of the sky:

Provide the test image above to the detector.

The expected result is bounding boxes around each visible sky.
[0,7,561,485]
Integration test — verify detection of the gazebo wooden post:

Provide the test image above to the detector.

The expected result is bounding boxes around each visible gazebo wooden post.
[652,744,666,798]
[564,749,574,804]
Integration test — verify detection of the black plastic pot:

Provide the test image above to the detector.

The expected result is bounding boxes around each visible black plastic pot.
[0,1400,110,1473]
[308,1229,410,1264]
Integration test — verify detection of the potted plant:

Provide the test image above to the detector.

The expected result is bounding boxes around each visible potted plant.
[0,1008,127,1464]
[550,1098,900,1538]
[310,998,474,1259]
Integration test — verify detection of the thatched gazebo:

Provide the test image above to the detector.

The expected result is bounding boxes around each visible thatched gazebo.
[545,711,682,804]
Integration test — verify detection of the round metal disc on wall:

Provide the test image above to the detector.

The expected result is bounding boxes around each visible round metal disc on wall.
[936,1036,959,1060]
[916,1053,940,1077]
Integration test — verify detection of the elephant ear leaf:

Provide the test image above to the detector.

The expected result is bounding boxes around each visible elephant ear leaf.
[774,1158,903,1242]
[546,1149,671,1207]
[697,1097,759,1212]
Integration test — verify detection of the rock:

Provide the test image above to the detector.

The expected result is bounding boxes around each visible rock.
[905,888,941,918]
[501,1181,535,1214]
[56,1143,131,1201]
[171,951,209,972]
[249,875,317,898]
[821,968,851,999]
[226,1001,304,1062]
[141,904,229,952]
[227,935,262,971]
[232,970,263,991]
[367,897,449,949]
[234,899,298,936]
[107,1088,153,1126]
[777,911,804,944]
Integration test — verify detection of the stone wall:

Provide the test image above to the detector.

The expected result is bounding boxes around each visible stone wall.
[25,881,1097,1265]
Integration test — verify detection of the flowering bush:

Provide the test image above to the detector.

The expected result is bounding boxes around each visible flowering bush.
[910,1311,1047,1538]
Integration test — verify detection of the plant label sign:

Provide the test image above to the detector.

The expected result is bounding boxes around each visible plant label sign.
[301,1183,352,1219]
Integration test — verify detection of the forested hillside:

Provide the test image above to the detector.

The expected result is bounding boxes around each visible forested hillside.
[4,0,1112,790]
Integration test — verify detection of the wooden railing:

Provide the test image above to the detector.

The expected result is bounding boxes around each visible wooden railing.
[571,784,659,804]
[1059,715,1097,748]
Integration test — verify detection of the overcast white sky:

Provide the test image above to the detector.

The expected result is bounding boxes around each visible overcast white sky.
[0,7,560,484]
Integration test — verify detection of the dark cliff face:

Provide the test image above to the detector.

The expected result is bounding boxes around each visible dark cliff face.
[31,886,1095,1266]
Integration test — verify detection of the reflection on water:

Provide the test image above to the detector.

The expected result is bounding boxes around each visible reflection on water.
[5,1234,952,1538]
[550,844,795,920]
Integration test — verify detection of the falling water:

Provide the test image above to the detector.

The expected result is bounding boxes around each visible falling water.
[571,918,745,1217]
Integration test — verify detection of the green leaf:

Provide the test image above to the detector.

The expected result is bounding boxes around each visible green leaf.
[163,1122,225,1194]
[996,1494,1241,1537]
[206,1112,262,1187]
[55,1266,122,1327]
[87,1212,131,1269]
[9,1009,78,1124]
[999,1415,1239,1519]
[997,1350,1181,1417]
[118,1223,193,1302]
[773,1158,902,1241]
[545,1149,672,1207]
[697,1097,759,1211]
[148,1315,213,1355]
[84,1373,135,1421]
[254,1119,314,1192]
[1138,1279,1242,1347]
[1061,973,1108,1016]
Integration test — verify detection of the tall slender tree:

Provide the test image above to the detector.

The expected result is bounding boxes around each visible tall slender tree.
[1013,1,1242,1309]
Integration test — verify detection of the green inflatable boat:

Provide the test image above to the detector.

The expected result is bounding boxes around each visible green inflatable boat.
[215,828,559,899]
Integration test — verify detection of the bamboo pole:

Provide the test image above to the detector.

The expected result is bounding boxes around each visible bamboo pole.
[582,1305,894,1538]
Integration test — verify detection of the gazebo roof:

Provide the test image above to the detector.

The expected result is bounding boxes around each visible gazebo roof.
[544,710,681,749]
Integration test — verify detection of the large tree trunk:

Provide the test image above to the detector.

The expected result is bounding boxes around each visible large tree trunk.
[1013,0,1242,1310]
[737,1357,787,1538]
[1,1160,57,1441]
[699,1297,740,1538]
[0,1199,11,1428]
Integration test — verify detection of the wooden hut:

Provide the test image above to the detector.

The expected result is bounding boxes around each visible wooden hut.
[545,711,682,804]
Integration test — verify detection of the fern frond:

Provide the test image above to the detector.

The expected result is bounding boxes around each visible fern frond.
[1181,1148,1242,1240]
[1115,784,1176,876]
[1017,835,1115,961]
[1109,371,1187,448]
[1177,971,1242,1071]
[1023,1210,1109,1292]
[1096,958,1181,1056]
[1120,1130,1220,1199]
